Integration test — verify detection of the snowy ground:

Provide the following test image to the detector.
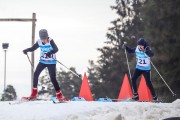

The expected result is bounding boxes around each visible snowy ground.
[0,99,180,120]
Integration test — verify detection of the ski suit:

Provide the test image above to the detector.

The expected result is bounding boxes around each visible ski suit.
[24,37,60,91]
[125,42,157,98]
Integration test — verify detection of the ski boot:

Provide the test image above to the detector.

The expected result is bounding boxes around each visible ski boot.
[152,96,159,103]
[56,90,66,101]
[131,93,139,101]
[22,87,37,100]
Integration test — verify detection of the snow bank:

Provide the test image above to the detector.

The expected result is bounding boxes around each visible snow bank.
[0,100,179,120]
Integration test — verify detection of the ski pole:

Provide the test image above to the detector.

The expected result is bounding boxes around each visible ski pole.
[40,55,82,78]
[150,60,176,96]
[26,54,34,71]
[123,42,134,93]
[123,42,132,79]
[124,47,132,80]
[56,59,82,78]
[143,52,176,96]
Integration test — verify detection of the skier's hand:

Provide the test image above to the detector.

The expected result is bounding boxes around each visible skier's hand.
[45,52,52,58]
[23,49,29,55]
[122,44,126,49]
[144,46,150,53]
[122,42,127,49]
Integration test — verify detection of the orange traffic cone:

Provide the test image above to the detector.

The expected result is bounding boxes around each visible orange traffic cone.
[138,75,152,102]
[79,72,93,101]
[117,73,133,101]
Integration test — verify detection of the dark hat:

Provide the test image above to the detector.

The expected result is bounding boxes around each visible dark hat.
[39,29,48,39]
[137,38,146,46]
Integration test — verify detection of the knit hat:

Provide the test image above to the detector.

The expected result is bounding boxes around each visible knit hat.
[39,29,48,39]
[137,38,146,46]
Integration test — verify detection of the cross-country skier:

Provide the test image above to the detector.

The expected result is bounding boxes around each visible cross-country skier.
[23,29,65,101]
[122,38,158,102]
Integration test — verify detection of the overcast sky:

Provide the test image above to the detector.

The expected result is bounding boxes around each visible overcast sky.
[0,0,117,98]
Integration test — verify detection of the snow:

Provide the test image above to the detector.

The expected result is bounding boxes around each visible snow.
[0,99,180,120]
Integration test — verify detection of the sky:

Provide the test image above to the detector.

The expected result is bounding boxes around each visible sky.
[0,0,117,98]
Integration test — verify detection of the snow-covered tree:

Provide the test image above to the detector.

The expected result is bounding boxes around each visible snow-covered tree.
[1,85,17,101]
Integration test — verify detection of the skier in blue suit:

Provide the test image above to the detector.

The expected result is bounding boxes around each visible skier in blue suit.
[122,38,157,101]
[23,29,65,101]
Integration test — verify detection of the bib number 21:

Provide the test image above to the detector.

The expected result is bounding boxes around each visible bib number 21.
[137,58,147,64]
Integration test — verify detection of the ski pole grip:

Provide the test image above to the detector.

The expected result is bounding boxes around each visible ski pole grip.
[123,41,127,45]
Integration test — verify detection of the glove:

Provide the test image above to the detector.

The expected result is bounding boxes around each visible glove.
[144,46,151,52]
[122,44,126,49]
[144,46,154,57]
[144,46,151,53]
[23,49,29,55]
[45,52,52,58]
[122,42,127,49]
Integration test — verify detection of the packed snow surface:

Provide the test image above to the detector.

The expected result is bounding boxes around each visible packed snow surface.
[0,99,180,120]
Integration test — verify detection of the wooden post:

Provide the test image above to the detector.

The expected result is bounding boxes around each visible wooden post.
[31,13,36,89]
[0,13,37,90]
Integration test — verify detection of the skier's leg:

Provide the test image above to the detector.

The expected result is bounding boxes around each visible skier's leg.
[29,63,46,99]
[47,64,65,100]
[47,64,60,91]
[131,69,142,100]
[143,71,157,100]
[33,62,46,87]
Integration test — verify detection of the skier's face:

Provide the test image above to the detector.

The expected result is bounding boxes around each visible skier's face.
[138,45,144,51]
[41,39,48,44]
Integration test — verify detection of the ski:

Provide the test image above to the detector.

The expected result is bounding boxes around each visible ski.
[9,99,30,105]
[50,97,67,104]
[9,98,50,105]
[52,100,67,104]
[120,98,160,103]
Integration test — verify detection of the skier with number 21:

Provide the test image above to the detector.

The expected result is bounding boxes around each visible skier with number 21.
[122,38,158,102]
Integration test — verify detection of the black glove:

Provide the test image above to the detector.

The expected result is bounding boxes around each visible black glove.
[122,44,126,49]
[122,42,127,49]
[144,46,150,53]
[144,46,154,57]
[45,52,52,58]
[23,49,29,55]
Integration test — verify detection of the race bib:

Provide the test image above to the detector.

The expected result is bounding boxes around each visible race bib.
[136,58,150,66]
[40,52,56,60]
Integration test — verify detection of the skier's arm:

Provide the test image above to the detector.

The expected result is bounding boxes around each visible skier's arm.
[125,46,136,53]
[144,46,154,57]
[45,40,59,58]
[27,42,39,51]
[49,40,59,54]
[23,42,39,54]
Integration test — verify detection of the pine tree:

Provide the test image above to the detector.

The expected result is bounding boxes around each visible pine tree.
[1,85,17,101]
[141,0,180,101]
[88,0,145,99]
